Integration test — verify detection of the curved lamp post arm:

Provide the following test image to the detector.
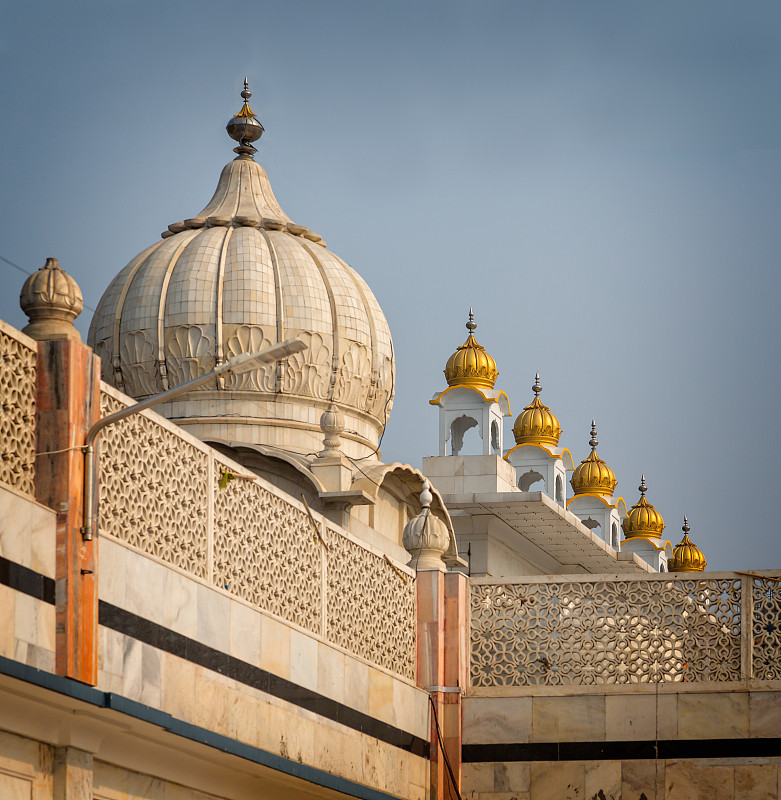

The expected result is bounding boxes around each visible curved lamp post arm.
[80,337,307,540]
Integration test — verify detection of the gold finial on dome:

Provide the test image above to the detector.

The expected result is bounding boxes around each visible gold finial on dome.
[226,78,264,158]
[670,516,707,572]
[512,373,562,446]
[570,420,618,497]
[622,474,665,539]
[443,309,498,389]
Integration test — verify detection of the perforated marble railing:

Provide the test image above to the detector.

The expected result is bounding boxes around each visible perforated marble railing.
[0,321,37,497]
[97,383,416,680]
[470,571,781,687]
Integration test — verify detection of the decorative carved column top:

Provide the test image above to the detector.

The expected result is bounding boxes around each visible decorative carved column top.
[20,257,83,342]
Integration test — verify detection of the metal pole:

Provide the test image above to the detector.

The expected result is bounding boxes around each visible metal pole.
[80,338,306,540]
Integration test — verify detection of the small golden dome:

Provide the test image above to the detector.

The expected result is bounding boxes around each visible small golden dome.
[444,310,498,389]
[670,517,707,572]
[622,475,665,539]
[512,373,562,446]
[570,420,617,497]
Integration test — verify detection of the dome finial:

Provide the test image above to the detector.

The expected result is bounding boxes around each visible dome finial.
[639,474,647,496]
[20,257,83,342]
[226,78,265,159]
[682,515,690,534]
[589,419,598,451]
[420,479,433,509]
[533,372,541,397]
[466,308,477,334]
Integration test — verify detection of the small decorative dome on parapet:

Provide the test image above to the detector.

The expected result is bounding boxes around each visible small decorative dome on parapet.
[622,475,665,539]
[20,257,83,342]
[669,516,707,572]
[444,310,498,389]
[226,78,265,158]
[512,373,562,446]
[402,480,450,571]
[570,420,618,497]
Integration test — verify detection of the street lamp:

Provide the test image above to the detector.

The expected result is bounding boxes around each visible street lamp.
[80,337,307,540]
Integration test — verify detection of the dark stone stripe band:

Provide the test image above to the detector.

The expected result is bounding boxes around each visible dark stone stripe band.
[0,655,407,800]
[0,556,55,604]
[0,557,428,758]
[463,736,781,763]
[98,600,429,758]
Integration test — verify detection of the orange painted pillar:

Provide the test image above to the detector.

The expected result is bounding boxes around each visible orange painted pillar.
[443,571,468,793]
[417,568,468,800]
[35,338,101,684]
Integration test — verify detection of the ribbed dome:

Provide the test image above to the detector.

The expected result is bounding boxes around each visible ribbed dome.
[89,87,394,459]
[622,476,665,539]
[670,517,707,572]
[512,374,561,446]
[570,421,617,498]
[444,311,498,389]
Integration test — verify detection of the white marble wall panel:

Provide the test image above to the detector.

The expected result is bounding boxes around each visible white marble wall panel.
[0,485,56,578]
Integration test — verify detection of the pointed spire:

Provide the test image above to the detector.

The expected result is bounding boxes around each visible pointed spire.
[226,78,264,158]
[466,308,477,334]
[682,515,690,535]
[589,419,598,451]
[532,372,542,397]
[639,474,647,496]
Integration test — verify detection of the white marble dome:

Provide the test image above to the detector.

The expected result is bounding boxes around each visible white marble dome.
[89,111,394,459]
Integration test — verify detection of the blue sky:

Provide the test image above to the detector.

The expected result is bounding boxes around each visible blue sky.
[2,0,780,569]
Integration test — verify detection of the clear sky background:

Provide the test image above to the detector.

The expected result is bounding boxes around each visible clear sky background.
[2,0,780,570]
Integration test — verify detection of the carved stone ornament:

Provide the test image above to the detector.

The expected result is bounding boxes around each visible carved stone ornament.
[318,403,345,458]
[0,327,36,495]
[402,479,450,571]
[20,257,83,341]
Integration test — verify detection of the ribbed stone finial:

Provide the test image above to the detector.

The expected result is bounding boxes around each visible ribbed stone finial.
[226,78,264,158]
[317,403,345,458]
[420,479,432,509]
[20,257,83,342]
[402,479,449,572]
[589,419,598,451]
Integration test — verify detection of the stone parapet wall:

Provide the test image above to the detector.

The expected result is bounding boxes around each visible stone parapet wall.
[470,571,781,687]
[0,320,37,497]
[97,382,416,680]
[97,537,429,800]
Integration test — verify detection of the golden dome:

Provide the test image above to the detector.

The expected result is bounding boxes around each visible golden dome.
[512,373,562,446]
[670,517,707,572]
[622,475,665,539]
[444,310,498,389]
[570,421,617,497]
